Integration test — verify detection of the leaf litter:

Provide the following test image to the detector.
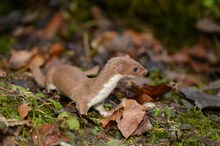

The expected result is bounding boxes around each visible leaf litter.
[101,99,151,138]
[0,2,220,145]
[180,87,220,109]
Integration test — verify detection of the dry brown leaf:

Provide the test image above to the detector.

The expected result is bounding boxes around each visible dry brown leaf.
[101,109,123,127]
[18,103,31,120]
[101,101,124,127]
[132,114,151,136]
[31,124,70,146]
[0,69,6,78]
[48,43,65,56]
[9,48,38,69]
[101,99,151,138]
[116,99,147,138]
[39,11,63,39]
[136,94,153,104]
[138,84,172,104]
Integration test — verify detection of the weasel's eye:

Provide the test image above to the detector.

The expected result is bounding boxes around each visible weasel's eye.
[133,67,138,72]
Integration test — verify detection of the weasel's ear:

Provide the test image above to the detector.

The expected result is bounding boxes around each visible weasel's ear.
[124,54,130,58]
[117,61,124,71]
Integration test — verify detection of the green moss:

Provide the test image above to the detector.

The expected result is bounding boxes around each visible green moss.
[148,124,170,144]
[0,100,20,119]
[176,109,220,143]
[0,86,22,119]
[0,36,15,56]
[148,107,220,145]
[0,82,55,126]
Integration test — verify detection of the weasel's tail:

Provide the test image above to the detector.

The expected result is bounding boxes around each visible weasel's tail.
[30,66,46,88]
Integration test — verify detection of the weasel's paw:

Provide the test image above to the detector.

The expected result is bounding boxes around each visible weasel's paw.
[100,110,113,117]
[47,84,57,91]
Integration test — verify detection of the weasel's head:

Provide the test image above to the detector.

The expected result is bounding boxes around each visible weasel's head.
[108,55,148,77]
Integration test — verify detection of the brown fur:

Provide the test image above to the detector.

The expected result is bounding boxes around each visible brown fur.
[45,56,148,115]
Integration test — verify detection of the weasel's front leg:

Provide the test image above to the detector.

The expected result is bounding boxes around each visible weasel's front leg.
[77,101,89,115]
[95,103,112,117]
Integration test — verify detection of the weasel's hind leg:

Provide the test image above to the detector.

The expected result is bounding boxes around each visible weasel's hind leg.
[47,84,57,91]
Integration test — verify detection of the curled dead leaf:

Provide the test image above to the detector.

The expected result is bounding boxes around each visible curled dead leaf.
[101,99,150,138]
[116,99,147,138]
[18,103,31,120]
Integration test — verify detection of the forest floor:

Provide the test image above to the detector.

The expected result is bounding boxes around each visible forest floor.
[0,2,220,146]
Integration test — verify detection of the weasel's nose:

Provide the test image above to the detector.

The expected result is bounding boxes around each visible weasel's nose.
[144,70,148,77]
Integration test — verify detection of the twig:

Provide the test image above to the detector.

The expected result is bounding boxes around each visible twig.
[153,128,179,131]
[83,32,91,60]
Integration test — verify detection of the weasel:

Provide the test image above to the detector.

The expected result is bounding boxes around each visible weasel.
[45,55,148,116]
